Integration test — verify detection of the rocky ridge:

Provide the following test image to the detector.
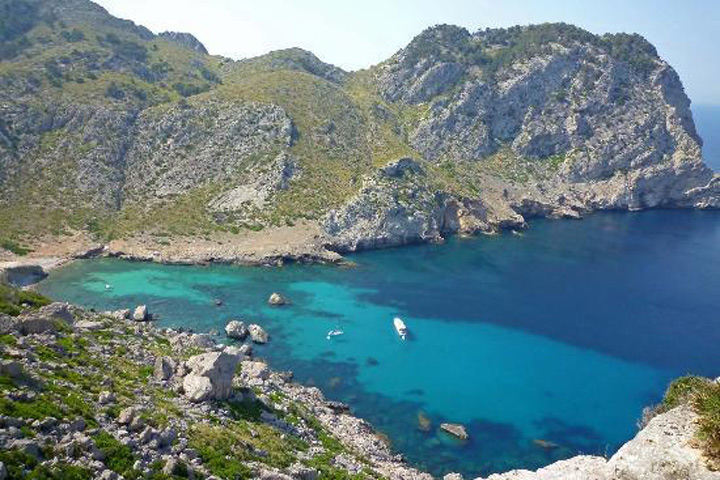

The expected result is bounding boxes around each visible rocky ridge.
[0,3,718,259]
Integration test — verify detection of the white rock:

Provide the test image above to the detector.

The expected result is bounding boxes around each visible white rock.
[133,305,148,322]
[248,324,269,344]
[225,320,248,340]
[268,293,289,306]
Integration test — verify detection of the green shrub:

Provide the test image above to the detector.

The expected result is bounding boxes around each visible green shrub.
[0,238,32,255]
[661,376,720,469]
[0,283,52,316]
[94,431,139,478]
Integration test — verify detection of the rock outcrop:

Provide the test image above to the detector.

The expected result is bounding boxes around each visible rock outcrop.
[182,351,240,402]
[481,405,720,480]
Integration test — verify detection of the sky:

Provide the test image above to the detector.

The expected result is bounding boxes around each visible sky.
[94,0,720,105]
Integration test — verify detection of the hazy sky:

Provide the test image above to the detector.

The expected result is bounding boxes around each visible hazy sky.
[94,0,720,105]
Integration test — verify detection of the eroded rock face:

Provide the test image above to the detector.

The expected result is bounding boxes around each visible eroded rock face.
[480,405,720,480]
[182,351,240,402]
[158,31,208,54]
[123,101,293,201]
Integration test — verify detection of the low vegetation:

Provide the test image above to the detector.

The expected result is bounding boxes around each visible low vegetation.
[660,376,720,469]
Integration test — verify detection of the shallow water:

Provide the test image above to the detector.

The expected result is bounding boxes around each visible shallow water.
[37,210,720,477]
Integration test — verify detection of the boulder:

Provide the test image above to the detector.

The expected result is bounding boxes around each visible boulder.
[16,314,57,335]
[74,320,103,330]
[170,332,216,351]
[117,407,138,425]
[133,305,149,322]
[443,474,463,480]
[111,309,131,320]
[154,356,176,381]
[238,360,269,386]
[0,360,22,378]
[440,423,468,440]
[0,314,17,335]
[182,351,240,402]
[268,293,289,306]
[37,303,74,324]
[98,391,116,405]
[223,344,251,360]
[248,324,269,344]
[225,320,248,340]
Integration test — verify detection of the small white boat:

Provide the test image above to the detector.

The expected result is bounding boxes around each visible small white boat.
[394,317,408,340]
[326,329,344,340]
[105,284,113,290]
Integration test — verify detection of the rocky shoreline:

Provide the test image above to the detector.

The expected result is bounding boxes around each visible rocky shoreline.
[1,291,718,479]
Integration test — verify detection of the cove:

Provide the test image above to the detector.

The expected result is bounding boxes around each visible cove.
[36,210,720,478]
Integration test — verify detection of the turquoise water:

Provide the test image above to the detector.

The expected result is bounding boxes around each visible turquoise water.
[37,210,720,477]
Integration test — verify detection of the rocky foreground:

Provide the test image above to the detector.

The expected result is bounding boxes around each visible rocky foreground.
[0,292,718,480]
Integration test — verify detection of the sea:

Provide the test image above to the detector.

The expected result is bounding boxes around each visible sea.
[36,209,720,478]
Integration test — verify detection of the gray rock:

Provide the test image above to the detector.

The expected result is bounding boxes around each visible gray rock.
[225,320,248,340]
[0,360,22,378]
[0,461,6,480]
[268,293,289,306]
[248,324,269,344]
[0,314,17,335]
[37,303,74,324]
[133,305,149,322]
[99,391,116,405]
[117,407,138,425]
[16,314,57,335]
[182,351,240,402]
[154,356,176,381]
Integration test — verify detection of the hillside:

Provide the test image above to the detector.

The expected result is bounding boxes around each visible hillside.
[0,0,718,260]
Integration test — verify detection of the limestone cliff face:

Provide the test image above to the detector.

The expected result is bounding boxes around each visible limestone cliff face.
[321,25,718,251]
[481,405,720,480]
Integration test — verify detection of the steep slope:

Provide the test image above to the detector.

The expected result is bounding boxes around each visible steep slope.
[323,24,719,250]
[0,2,717,259]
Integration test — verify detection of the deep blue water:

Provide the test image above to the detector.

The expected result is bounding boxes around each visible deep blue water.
[694,103,720,170]
[37,210,720,477]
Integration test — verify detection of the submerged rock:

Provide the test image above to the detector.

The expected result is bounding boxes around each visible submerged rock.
[417,411,432,432]
[440,423,468,440]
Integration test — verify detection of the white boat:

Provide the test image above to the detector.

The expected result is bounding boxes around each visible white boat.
[105,284,112,290]
[394,317,408,340]
[326,329,344,340]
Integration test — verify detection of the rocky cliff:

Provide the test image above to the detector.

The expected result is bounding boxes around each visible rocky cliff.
[0,1,717,258]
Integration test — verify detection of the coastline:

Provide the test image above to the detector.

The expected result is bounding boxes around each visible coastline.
[1,293,717,479]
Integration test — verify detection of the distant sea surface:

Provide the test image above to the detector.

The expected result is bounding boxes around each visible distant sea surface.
[37,210,720,477]
[694,104,720,170]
